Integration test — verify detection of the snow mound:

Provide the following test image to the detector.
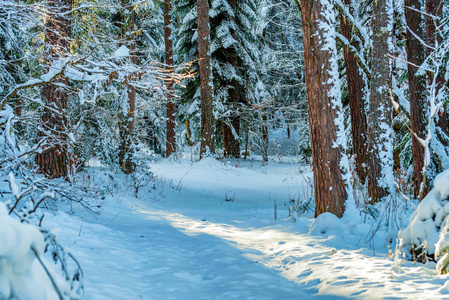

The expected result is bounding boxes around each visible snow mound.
[401,170,449,266]
[0,202,59,299]
[113,45,129,58]
[309,212,343,234]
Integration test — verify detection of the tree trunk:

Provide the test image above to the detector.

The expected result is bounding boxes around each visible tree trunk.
[222,65,240,158]
[185,119,194,146]
[340,0,368,184]
[165,0,176,157]
[405,0,428,198]
[426,0,447,136]
[197,0,215,157]
[261,111,268,162]
[36,0,74,179]
[300,0,348,218]
[118,0,136,174]
[426,0,443,60]
[366,0,393,203]
[222,0,240,158]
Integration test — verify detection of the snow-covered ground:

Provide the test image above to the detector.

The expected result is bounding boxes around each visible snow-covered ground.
[42,157,449,299]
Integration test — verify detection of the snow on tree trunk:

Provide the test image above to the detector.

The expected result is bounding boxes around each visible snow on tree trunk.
[197,0,215,158]
[405,0,428,198]
[300,0,351,218]
[426,0,448,152]
[340,0,369,185]
[165,0,176,157]
[36,0,74,179]
[366,0,394,203]
[118,0,136,174]
[222,0,240,158]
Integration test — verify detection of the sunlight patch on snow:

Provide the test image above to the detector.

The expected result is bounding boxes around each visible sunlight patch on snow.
[134,207,445,299]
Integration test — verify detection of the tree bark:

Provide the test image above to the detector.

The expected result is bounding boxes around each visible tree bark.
[426,0,443,59]
[366,0,393,203]
[118,0,136,174]
[405,0,428,198]
[222,58,240,158]
[261,110,268,162]
[340,0,368,184]
[197,0,215,157]
[165,0,176,157]
[36,0,74,179]
[426,0,447,138]
[300,0,347,218]
[222,0,240,158]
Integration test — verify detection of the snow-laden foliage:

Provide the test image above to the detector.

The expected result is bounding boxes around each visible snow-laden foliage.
[175,0,259,143]
[401,170,449,269]
[0,202,60,299]
[0,0,43,98]
[0,105,85,298]
[0,179,84,299]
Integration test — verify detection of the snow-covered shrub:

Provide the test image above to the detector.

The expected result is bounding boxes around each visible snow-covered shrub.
[0,199,83,299]
[0,202,58,299]
[401,169,449,270]
[1,173,84,299]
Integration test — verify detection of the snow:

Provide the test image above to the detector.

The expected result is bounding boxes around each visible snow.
[0,202,60,299]
[8,172,19,200]
[18,157,449,299]
[309,212,343,235]
[113,45,130,58]
[401,169,449,272]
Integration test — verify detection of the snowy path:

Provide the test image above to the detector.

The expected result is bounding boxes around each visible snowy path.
[50,199,304,299]
[45,158,449,299]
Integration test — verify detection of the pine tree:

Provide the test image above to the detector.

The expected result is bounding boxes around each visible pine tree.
[405,0,428,198]
[210,0,258,158]
[35,0,74,179]
[117,0,137,174]
[165,0,176,157]
[175,0,258,155]
[339,0,369,184]
[300,0,350,218]
[366,0,394,203]
[197,0,215,156]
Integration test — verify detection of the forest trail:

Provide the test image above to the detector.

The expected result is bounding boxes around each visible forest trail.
[46,159,449,299]
[50,193,304,299]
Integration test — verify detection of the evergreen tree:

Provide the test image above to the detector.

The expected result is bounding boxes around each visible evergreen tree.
[366,0,394,203]
[300,0,351,218]
[35,0,75,179]
[175,0,259,155]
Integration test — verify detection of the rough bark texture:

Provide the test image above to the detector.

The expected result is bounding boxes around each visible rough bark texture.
[366,0,392,203]
[405,0,428,198]
[197,0,215,157]
[261,112,268,162]
[426,0,443,59]
[222,0,240,158]
[426,0,447,138]
[185,120,194,146]
[222,55,240,158]
[165,0,176,157]
[340,0,368,184]
[300,0,347,218]
[36,0,73,179]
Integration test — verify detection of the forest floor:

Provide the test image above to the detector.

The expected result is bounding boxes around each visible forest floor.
[43,156,449,299]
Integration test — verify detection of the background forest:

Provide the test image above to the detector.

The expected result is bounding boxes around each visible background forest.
[3,0,449,298]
